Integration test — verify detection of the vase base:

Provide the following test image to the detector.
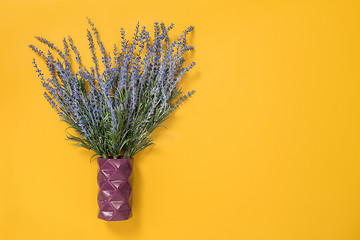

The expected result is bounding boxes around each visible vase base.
[98,210,132,221]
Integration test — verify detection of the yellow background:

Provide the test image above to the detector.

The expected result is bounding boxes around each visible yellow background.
[1,0,360,239]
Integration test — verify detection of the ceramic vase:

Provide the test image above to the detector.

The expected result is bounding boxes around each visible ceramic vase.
[97,157,133,221]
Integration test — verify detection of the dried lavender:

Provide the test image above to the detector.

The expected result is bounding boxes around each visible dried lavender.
[29,19,195,159]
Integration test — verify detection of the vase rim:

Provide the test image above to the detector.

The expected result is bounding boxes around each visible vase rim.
[97,157,133,160]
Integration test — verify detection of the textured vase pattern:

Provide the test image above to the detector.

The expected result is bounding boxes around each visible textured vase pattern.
[97,157,134,221]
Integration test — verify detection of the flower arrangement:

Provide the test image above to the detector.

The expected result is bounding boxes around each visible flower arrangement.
[29,19,195,159]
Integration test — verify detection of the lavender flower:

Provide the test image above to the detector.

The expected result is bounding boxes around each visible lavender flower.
[29,19,196,159]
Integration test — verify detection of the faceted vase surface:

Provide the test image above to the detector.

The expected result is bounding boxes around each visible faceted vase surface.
[97,157,133,221]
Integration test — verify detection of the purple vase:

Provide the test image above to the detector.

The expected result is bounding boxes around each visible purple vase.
[97,157,134,221]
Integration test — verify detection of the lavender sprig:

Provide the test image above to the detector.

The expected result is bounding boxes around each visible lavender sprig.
[29,19,196,159]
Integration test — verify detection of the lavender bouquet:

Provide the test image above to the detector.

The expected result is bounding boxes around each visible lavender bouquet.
[29,19,195,159]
